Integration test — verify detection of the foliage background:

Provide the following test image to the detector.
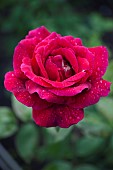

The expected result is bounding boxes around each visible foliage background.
[0,0,113,170]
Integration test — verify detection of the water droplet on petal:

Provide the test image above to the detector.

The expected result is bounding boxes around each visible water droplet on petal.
[97,67,100,71]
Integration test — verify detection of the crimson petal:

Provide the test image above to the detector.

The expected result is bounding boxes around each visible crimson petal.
[21,57,86,88]
[26,26,50,40]
[64,36,83,46]
[35,47,48,78]
[52,48,78,73]
[4,71,51,109]
[4,71,34,107]
[45,56,60,81]
[33,105,84,128]
[25,80,66,104]
[49,83,91,96]
[13,38,37,79]
[88,46,108,81]
[77,57,90,72]
[74,46,94,74]
[67,79,111,108]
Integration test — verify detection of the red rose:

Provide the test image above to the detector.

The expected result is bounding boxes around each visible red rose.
[4,26,111,128]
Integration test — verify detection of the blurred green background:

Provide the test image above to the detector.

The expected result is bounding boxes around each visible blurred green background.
[0,0,113,170]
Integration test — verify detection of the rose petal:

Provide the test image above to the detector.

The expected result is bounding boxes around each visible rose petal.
[45,56,60,81]
[13,91,35,107]
[4,71,34,107]
[13,38,37,78]
[52,48,78,73]
[77,57,90,83]
[74,38,83,46]
[14,89,51,110]
[35,47,48,78]
[4,71,25,92]
[64,36,83,46]
[26,80,66,104]
[40,34,60,57]
[26,26,50,40]
[49,83,91,96]
[33,104,84,128]
[88,46,108,81]
[33,106,57,127]
[74,46,94,74]
[77,57,90,72]
[31,56,40,75]
[67,79,111,108]
[4,71,51,108]
[57,37,75,49]
[34,33,60,69]
[21,57,86,88]
[35,32,59,51]
[56,106,84,128]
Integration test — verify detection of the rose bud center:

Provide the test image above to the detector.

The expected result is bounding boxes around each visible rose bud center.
[45,55,74,81]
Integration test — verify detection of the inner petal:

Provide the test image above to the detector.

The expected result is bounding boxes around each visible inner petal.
[45,55,74,81]
[53,55,74,80]
[77,57,90,72]
[52,48,78,73]
[45,56,60,81]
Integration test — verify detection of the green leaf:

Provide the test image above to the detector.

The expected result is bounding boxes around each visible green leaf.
[11,94,32,122]
[45,126,73,143]
[96,97,113,126]
[74,164,100,170]
[37,140,73,161]
[77,110,111,137]
[75,136,105,157]
[0,107,18,139]
[42,161,72,170]
[15,123,39,162]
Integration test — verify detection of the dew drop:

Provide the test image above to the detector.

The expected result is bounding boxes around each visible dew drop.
[98,85,100,88]
[97,67,100,71]
[77,116,80,120]
[100,80,102,83]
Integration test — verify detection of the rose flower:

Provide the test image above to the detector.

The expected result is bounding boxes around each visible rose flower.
[4,26,111,128]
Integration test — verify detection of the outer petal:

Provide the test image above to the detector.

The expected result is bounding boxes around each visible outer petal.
[33,104,84,128]
[4,71,50,108]
[4,71,34,107]
[4,71,24,92]
[88,46,108,81]
[25,80,66,104]
[35,32,59,51]
[49,83,91,96]
[13,37,37,79]
[33,106,57,127]
[64,36,83,46]
[26,26,50,40]
[67,79,111,108]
